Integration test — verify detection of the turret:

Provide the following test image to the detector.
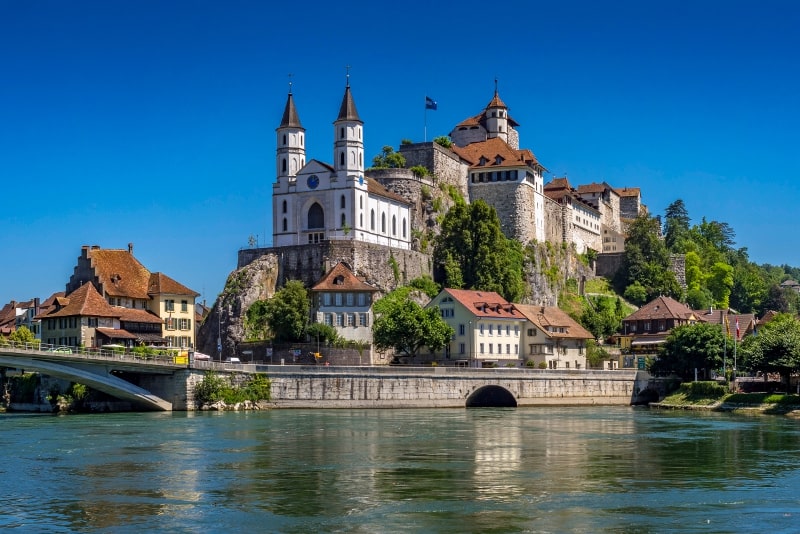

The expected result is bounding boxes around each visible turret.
[276,83,305,181]
[333,72,364,181]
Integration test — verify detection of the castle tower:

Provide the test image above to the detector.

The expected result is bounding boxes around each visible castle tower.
[276,84,305,181]
[333,73,364,182]
[484,81,509,144]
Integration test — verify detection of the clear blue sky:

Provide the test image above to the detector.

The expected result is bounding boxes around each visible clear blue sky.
[2,0,798,307]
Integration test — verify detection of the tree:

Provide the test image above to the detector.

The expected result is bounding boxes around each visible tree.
[614,214,681,302]
[706,262,734,309]
[9,326,38,346]
[306,322,340,346]
[263,280,310,342]
[740,313,800,386]
[371,146,406,169]
[650,322,726,381]
[580,297,623,341]
[433,200,525,302]
[663,199,690,251]
[433,136,453,148]
[373,293,453,361]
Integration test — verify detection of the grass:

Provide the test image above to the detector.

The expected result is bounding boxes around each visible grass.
[659,383,800,411]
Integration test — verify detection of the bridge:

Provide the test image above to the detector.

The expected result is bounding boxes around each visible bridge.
[0,342,185,411]
[0,342,655,411]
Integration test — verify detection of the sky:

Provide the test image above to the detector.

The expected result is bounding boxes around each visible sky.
[2,0,799,307]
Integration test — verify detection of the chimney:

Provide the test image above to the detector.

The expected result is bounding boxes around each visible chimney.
[128,242,134,254]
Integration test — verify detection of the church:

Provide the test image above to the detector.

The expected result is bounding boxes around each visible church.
[271,78,412,250]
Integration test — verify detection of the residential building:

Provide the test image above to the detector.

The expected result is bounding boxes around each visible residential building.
[426,288,525,367]
[64,244,198,349]
[543,177,602,254]
[620,295,698,354]
[694,307,756,341]
[310,262,379,361]
[514,304,594,369]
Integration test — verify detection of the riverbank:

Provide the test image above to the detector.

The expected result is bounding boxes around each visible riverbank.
[652,387,800,416]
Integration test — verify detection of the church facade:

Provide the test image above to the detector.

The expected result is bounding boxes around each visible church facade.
[271,81,412,250]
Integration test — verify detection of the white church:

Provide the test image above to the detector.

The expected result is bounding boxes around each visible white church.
[272,78,412,250]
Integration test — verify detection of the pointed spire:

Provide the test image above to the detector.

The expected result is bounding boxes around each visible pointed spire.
[486,78,507,109]
[280,82,303,129]
[337,66,361,122]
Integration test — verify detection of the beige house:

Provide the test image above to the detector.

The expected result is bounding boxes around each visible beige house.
[426,288,526,367]
[310,262,379,361]
[515,304,594,369]
[63,244,199,349]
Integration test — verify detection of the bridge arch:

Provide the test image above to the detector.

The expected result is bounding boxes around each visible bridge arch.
[466,385,517,408]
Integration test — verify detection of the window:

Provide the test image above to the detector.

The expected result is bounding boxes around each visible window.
[360,196,363,208]
[324,313,333,326]
[336,313,344,326]
[282,159,287,172]
[459,343,465,355]
[358,293,366,306]
[179,318,191,330]
[403,218,407,238]
[283,218,288,231]
[341,195,346,209]
[506,344,511,354]
[308,203,324,229]
[88,317,98,327]
[341,213,346,227]
[479,343,484,354]
[506,325,510,335]
[489,344,493,354]
[282,200,287,214]
[165,300,175,312]
[381,213,386,233]
[165,318,177,330]
[371,209,375,230]
[340,152,345,166]
[335,293,343,306]
[489,324,493,336]
[459,324,465,336]
[346,293,354,306]
[392,215,396,236]
[514,326,519,336]
[359,313,368,326]
[479,324,484,335]
[181,300,188,312]
[323,293,332,306]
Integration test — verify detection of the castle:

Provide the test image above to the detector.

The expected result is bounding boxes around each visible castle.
[260,78,644,276]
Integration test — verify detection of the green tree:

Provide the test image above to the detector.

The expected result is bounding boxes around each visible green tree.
[371,146,406,169]
[740,313,800,386]
[9,326,39,346]
[580,297,623,341]
[614,214,681,302]
[407,275,441,299]
[373,294,454,361]
[244,300,271,341]
[433,200,525,302]
[707,261,734,309]
[306,322,340,345]
[663,199,691,251]
[263,280,310,342]
[650,322,726,381]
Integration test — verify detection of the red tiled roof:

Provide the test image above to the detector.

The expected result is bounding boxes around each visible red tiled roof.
[366,177,412,205]
[96,327,138,339]
[452,137,540,169]
[148,272,198,297]
[615,187,640,197]
[576,182,613,194]
[624,296,694,322]
[443,288,518,319]
[44,283,120,319]
[88,249,152,299]
[116,307,163,324]
[311,262,377,292]
[514,304,593,340]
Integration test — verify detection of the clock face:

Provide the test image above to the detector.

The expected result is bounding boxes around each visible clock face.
[358,175,364,185]
[307,175,319,189]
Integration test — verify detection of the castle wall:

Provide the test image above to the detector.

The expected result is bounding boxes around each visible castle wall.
[399,142,469,199]
[470,182,537,244]
[619,194,642,219]
[543,198,565,245]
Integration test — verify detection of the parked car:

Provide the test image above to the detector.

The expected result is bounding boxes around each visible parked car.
[225,357,241,364]
[47,346,73,354]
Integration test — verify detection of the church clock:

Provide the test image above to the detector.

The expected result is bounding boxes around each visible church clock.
[307,175,319,189]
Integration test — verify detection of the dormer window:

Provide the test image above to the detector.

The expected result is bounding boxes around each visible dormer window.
[334,275,345,285]
[479,157,488,166]
[495,156,503,165]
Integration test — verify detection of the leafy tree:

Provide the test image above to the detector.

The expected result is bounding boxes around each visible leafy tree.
[580,296,624,341]
[760,284,794,315]
[663,199,690,251]
[730,257,767,313]
[740,313,800,386]
[306,322,340,346]
[433,200,525,302]
[9,326,38,346]
[371,146,406,169]
[373,292,453,360]
[614,214,681,302]
[706,261,734,309]
[244,300,271,341]
[433,136,453,148]
[650,322,726,380]
[623,281,648,306]
[407,275,440,299]
[263,280,310,342]
[585,339,610,368]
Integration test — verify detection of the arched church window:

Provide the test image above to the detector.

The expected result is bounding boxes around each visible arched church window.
[282,159,287,173]
[381,213,386,233]
[370,209,375,230]
[402,218,407,238]
[282,218,287,231]
[308,203,324,229]
[360,213,363,227]
[359,153,362,166]
[359,196,363,209]
[282,200,287,214]
[300,134,304,146]
[340,195,346,209]
[282,134,287,145]
[340,152,345,166]
[340,127,345,139]
[341,213,346,227]
[392,215,396,236]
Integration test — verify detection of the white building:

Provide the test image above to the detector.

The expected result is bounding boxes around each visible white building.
[272,79,412,250]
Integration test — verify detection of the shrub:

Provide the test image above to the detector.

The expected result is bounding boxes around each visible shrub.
[525,360,536,368]
[538,362,547,369]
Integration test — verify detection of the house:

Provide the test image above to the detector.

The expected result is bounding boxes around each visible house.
[543,176,603,254]
[63,244,199,349]
[620,295,698,354]
[310,262,379,361]
[426,288,525,367]
[39,281,164,348]
[514,304,594,369]
[694,307,756,341]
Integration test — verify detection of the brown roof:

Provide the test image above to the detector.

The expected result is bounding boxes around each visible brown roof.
[88,248,152,299]
[96,327,138,340]
[576,182,614,194]
[452,137,541,169]
[514,304,594,340]
[148,272,199,297]
[544,177,572,192]
[624,296,694,322]
[311,262,378,292]
[693,309,756,337]
[443,288,519,319]
[116,307,163,324]
[44,283,120,319]
[615,187,640,197]
[366,177,412,205]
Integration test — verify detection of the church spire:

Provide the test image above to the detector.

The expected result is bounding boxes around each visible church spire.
[276,76,305,181]
[334,66,364,176]
[280,78,303,128]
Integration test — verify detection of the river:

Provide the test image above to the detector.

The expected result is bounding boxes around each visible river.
[1,406,799,533]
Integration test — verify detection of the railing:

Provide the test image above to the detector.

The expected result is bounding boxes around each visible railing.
[0,340,185,368]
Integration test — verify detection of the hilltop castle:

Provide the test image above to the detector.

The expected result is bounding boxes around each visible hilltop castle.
[238,79,645,289]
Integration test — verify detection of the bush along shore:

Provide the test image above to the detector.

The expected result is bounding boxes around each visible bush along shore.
[193,371,271,411]
[652,381,800,415]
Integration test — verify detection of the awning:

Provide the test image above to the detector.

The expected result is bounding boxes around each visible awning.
[631,336,667,346]
[96,327,137,340]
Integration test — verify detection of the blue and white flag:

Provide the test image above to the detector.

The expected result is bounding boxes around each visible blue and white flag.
[425,96,437,110]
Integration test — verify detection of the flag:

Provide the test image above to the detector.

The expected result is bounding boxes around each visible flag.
[425,96,437,110]
[735,317,740,340]
[724,314,730,336]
